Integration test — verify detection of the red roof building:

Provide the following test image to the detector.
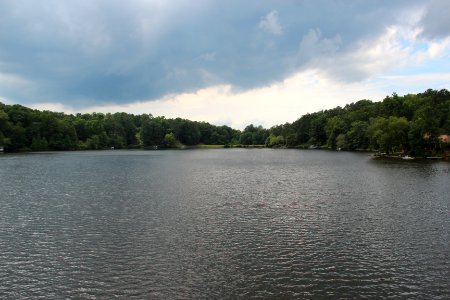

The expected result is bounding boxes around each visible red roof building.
[439,134,450,143]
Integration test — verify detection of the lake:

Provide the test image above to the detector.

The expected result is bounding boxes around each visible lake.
[0,149,449,299]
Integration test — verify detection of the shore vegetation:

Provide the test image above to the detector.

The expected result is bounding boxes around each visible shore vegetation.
[1,89,449,157]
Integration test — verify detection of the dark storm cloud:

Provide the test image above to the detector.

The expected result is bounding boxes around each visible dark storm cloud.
[419,0,450,39]
[0,0,438,107]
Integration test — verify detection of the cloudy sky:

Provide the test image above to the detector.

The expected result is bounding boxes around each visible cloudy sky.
[1,0,449,128]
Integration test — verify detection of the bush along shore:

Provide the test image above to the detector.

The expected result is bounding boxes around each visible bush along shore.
[0,89,449,158]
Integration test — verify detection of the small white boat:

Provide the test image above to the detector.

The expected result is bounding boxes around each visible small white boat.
[402,155,414,160]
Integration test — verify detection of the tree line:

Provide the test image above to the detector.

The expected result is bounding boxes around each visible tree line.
[272,88,450,156]
[0,88,449,156]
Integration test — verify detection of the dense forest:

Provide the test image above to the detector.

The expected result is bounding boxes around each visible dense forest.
[0,89,449,157]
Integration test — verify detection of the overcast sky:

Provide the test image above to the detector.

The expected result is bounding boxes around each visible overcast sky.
[1,0,449,128]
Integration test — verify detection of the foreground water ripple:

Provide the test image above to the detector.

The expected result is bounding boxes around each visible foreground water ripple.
[0,149,449,299]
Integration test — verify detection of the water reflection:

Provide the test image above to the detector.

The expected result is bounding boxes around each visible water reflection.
[0,150,449,298]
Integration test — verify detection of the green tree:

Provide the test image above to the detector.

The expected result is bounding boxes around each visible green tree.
[164,132,177,148]
[266,134,284,147]
[0,109,11,147]
[369,116,409,154]
[325,116,348,150]
[31,136,49,151]
[335,133,347,150]
[347,121,369,150]
[140,119,165,146]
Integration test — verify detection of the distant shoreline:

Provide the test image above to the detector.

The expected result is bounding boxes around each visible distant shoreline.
[2,147,448,162]
[1,89,449,156]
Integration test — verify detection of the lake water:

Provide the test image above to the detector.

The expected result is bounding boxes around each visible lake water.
[0,149,449,299]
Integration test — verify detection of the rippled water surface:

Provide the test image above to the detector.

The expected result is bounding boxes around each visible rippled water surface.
[0,149,449,299]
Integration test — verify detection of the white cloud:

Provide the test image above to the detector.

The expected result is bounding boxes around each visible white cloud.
[341,26,411,78]
[0,72,35,104]
[378,72,450,93]
[22,66,449,130]
[304,25,415,82]
[259,10,283,35]
[0,72,31,87]
[52,69,384,129]
[28,102,76,114]
[413,36,450,62]
[295,4,448,84]
[298,28,341,59]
